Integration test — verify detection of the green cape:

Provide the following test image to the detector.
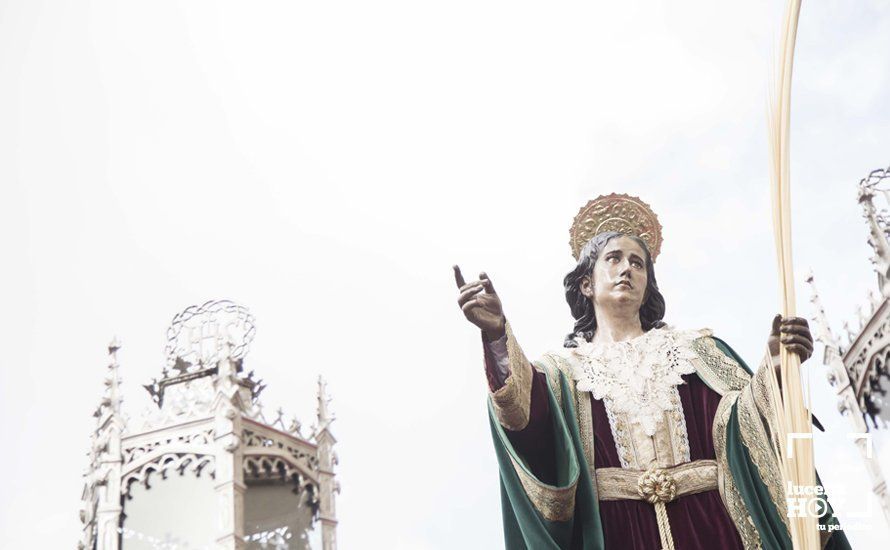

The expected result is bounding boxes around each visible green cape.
[488,337,851,550]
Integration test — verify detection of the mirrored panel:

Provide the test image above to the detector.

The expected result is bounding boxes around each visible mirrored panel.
[244,481,319,550]
[122,471,216,549]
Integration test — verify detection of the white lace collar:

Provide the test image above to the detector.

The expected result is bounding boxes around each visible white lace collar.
[566,326,708,436]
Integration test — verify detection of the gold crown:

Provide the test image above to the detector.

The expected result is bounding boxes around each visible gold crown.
[569,194,663,262]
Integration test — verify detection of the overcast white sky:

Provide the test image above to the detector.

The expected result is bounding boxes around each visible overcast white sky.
[2,1,890,548]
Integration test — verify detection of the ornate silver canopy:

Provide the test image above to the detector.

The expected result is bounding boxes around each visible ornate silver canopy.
[78,301,339,550]
[806,163,890,527]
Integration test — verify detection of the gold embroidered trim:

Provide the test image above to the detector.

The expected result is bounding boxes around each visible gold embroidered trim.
[605,405,638,469]
[507,453,578,522]
[535,354,564,410]
[752,352,782,454]
[490,322,533,431]
[714,392,763,549]
[691,336,751,396]
[540,351,575,382]
[595,459,718,501]
[493,347,579,523]
[668,387,692,465]
[540,351,596,475]
[738,386,791,532]
[576,380,596,475]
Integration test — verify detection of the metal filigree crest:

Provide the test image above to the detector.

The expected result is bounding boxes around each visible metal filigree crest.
[164,300,256,369]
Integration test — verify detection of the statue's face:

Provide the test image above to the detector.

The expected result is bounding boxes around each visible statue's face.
[582,236,648,312]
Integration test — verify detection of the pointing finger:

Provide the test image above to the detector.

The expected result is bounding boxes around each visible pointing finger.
[453,265,466,289]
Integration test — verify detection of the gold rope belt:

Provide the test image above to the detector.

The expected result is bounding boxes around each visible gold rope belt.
[595,459,719,550]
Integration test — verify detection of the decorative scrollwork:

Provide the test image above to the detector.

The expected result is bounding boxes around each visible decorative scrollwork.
[243,429,320,471]
[130,377,218,432]
[122,453,215,498]
[122,428,215,465]
[242,456,320,516]
[242,456,309,487]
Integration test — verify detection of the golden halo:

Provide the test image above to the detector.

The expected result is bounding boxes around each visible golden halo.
[569,194,663,262]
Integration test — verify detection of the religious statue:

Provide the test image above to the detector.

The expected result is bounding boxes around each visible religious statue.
[454,194,851,549]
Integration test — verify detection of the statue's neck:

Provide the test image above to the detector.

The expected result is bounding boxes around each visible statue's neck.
[592,307,643,344]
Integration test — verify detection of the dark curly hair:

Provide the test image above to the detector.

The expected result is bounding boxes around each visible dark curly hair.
[563,231,666,347]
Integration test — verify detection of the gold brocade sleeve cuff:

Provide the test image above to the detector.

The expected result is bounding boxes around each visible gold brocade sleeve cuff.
[490,321,534,431]
[751,349,782,432]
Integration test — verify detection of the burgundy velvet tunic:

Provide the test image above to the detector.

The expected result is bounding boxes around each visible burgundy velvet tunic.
[503,368,744,549]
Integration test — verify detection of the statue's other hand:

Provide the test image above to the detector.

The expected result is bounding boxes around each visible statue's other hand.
[768,313,814,363]
[454,265,506,341]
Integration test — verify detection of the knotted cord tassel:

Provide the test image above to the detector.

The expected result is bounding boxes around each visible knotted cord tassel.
[638,467,677,550]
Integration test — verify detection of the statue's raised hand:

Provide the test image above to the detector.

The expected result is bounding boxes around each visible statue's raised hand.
[454,265,506,341]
